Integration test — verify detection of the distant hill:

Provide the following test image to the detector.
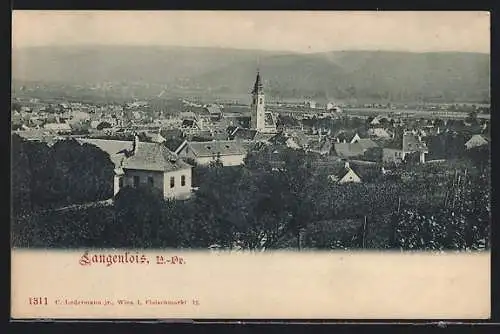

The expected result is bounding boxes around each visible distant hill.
[12,46,490,103]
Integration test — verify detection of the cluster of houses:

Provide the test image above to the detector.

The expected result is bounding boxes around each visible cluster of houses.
[12,71,490,201]
[12,99,131,133]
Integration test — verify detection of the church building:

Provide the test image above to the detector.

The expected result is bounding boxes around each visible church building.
[250,71,277,133]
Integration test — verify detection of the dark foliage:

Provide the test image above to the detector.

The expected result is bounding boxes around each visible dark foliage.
[11,134,114,214]
[11,136,490,251]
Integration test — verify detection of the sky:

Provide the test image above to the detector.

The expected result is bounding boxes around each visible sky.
[12,11,490,53]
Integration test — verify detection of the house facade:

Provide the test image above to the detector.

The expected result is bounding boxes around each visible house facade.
[338,168,362,183]
[382,148,405,164]
[382,132,428,164]
[114,167,192,200]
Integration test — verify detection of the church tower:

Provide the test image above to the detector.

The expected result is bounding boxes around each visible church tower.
[250,70,266,131]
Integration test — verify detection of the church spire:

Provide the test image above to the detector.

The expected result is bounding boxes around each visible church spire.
[251,69,263,95]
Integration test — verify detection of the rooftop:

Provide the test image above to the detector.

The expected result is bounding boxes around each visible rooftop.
[251,71,264,95]
[334,142,365,158]
[180,140,247,157]
[78,138,190,172]
[122,142,191,172]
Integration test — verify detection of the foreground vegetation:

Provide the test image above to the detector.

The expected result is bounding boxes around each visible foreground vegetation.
[11,135,490,251]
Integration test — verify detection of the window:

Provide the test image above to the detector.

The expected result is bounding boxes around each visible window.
[181,175,186,186]
[259,98,263,104]
[133,176,140,187]
[118,177,123,188]
[170,176,175,188]
[148,176,154,187]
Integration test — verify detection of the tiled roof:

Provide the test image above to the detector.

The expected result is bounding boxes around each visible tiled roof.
[185,140,246,157]
[44,123,72,131]
[467,134,488,143]
[356,138,378,150]
[291,132,309,147]
[270,131,309,148]
[230,128,258,140]
[78,138,190,172]
[179,112,197,120]
[160,128,183,138]
[205,105,222,114]
[122,142,191,172]
[334,142,365,158]
[212,131,230,140]
[368,128,391,138]
[182,119,196,128]
[227,125,238,134]
[268,132,287,145]
[465,134,489,148]
[191,130,213,139]
[308,139,333,154]
[254,132,276,142]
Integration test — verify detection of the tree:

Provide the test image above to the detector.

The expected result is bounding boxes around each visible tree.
[465,111,478,124]
[96,121,112,130]
[11,134,32,214]
[164,137,184,152]
[11,102,21,113]
[364,147,383,163]
[12,136,115,211]
[433,118,444,128]
[48,140,114,205]
[402,151,421,165]
[112,186,165,248]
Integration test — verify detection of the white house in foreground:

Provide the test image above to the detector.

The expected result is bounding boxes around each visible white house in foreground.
[79,136,193,200]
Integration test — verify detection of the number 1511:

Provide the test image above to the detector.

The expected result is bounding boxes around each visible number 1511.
[29,297,48,305]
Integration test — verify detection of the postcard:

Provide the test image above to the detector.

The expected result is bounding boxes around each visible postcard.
[11,10,491,320]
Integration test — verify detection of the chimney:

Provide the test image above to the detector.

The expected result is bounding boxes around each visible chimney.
[132,133,140,155]
[344,161,350,169]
